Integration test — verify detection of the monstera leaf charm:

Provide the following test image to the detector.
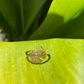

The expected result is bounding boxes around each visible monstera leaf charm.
[25,46,50,64]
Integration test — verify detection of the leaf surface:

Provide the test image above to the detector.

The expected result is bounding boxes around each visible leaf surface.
[0,0,22,35]
[29,0,84,40]
[0,38,84,84]
[22,0,46,36]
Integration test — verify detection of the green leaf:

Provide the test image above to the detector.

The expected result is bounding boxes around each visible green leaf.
[0,12,20,40]
[53,10,84,38]
[22,0,46,36]
[0,0,46,40]
[0,0,22,35]
[0,38,84,84]
[26,0,53,38]
[29,0,84,40]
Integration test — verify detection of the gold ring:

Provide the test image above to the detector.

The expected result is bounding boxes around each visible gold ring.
[25,46,50,64]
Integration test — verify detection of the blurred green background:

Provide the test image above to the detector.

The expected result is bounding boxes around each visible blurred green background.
[0,0,84,41]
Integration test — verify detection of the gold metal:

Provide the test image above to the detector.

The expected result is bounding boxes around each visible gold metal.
[25,46,50,64]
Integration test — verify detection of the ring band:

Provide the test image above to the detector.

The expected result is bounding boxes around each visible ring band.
[25,50,50,64]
